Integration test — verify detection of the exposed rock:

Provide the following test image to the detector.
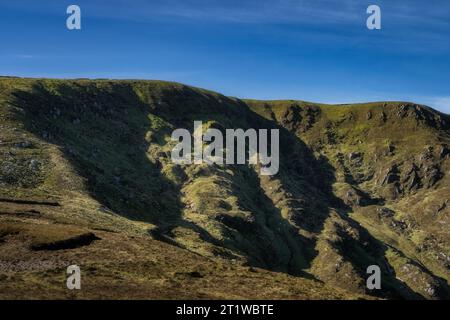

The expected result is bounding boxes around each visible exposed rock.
[439,145,449,159]
[14,141,32,149]
[390,219,408,233]
[348,152,362,161]
[401,164,421,191]
[425,285,436,298]
[380,165,400,186]
[422,165,442,187]
[29,159,40,171]
[387,144,395,154]
[216,214,256,233]
[396,104,409,118]
[436,200,448,215]
[377,207,395,218]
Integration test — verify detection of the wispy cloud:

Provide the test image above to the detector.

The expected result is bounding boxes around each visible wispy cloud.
[81,0,450,51]
[85,0,366,25]
[14,54,37,59]
[0,54,41,59]
[83,0,450,27]
[399,96,450,114]
[424,97,450,114]
[3,0,450,51]
[4,0,450,31]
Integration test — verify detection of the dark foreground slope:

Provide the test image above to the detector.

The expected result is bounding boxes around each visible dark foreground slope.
[0,77,449,299]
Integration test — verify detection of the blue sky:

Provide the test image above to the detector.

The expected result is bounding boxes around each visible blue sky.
[1,0,450,113]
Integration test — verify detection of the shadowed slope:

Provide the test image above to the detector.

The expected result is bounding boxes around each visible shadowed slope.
[0,77,449,299]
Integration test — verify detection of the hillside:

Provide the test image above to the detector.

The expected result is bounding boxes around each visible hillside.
[0,77,449,299]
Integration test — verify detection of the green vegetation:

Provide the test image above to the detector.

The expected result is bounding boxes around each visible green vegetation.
[0,77,449,299]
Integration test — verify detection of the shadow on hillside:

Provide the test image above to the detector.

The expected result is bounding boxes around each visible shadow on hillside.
[331,209,427,299]
[142,85,338,276]
[9,81,436,298]
[10,82,221,247]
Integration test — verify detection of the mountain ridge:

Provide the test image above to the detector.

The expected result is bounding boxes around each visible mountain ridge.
[0,77,449,299]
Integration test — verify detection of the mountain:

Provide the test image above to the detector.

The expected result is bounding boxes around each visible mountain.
[0,77,449,299]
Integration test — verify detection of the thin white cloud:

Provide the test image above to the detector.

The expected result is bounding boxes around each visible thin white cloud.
[83,0,450,28]
[13,54,37,59]
[402,96,450,114]
[79,0,450,52]
[425,97,450,114]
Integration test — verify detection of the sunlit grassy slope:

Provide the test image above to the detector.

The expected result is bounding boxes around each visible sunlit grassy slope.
[0,77,449,299]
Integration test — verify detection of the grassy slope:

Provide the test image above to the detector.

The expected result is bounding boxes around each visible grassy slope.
[247,99,450,299]
[0,77,449,299]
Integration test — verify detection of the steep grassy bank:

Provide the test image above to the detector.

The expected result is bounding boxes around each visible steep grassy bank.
[0,77,448,299]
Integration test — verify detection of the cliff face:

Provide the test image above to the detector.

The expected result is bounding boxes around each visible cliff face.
[0,77,449,299]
